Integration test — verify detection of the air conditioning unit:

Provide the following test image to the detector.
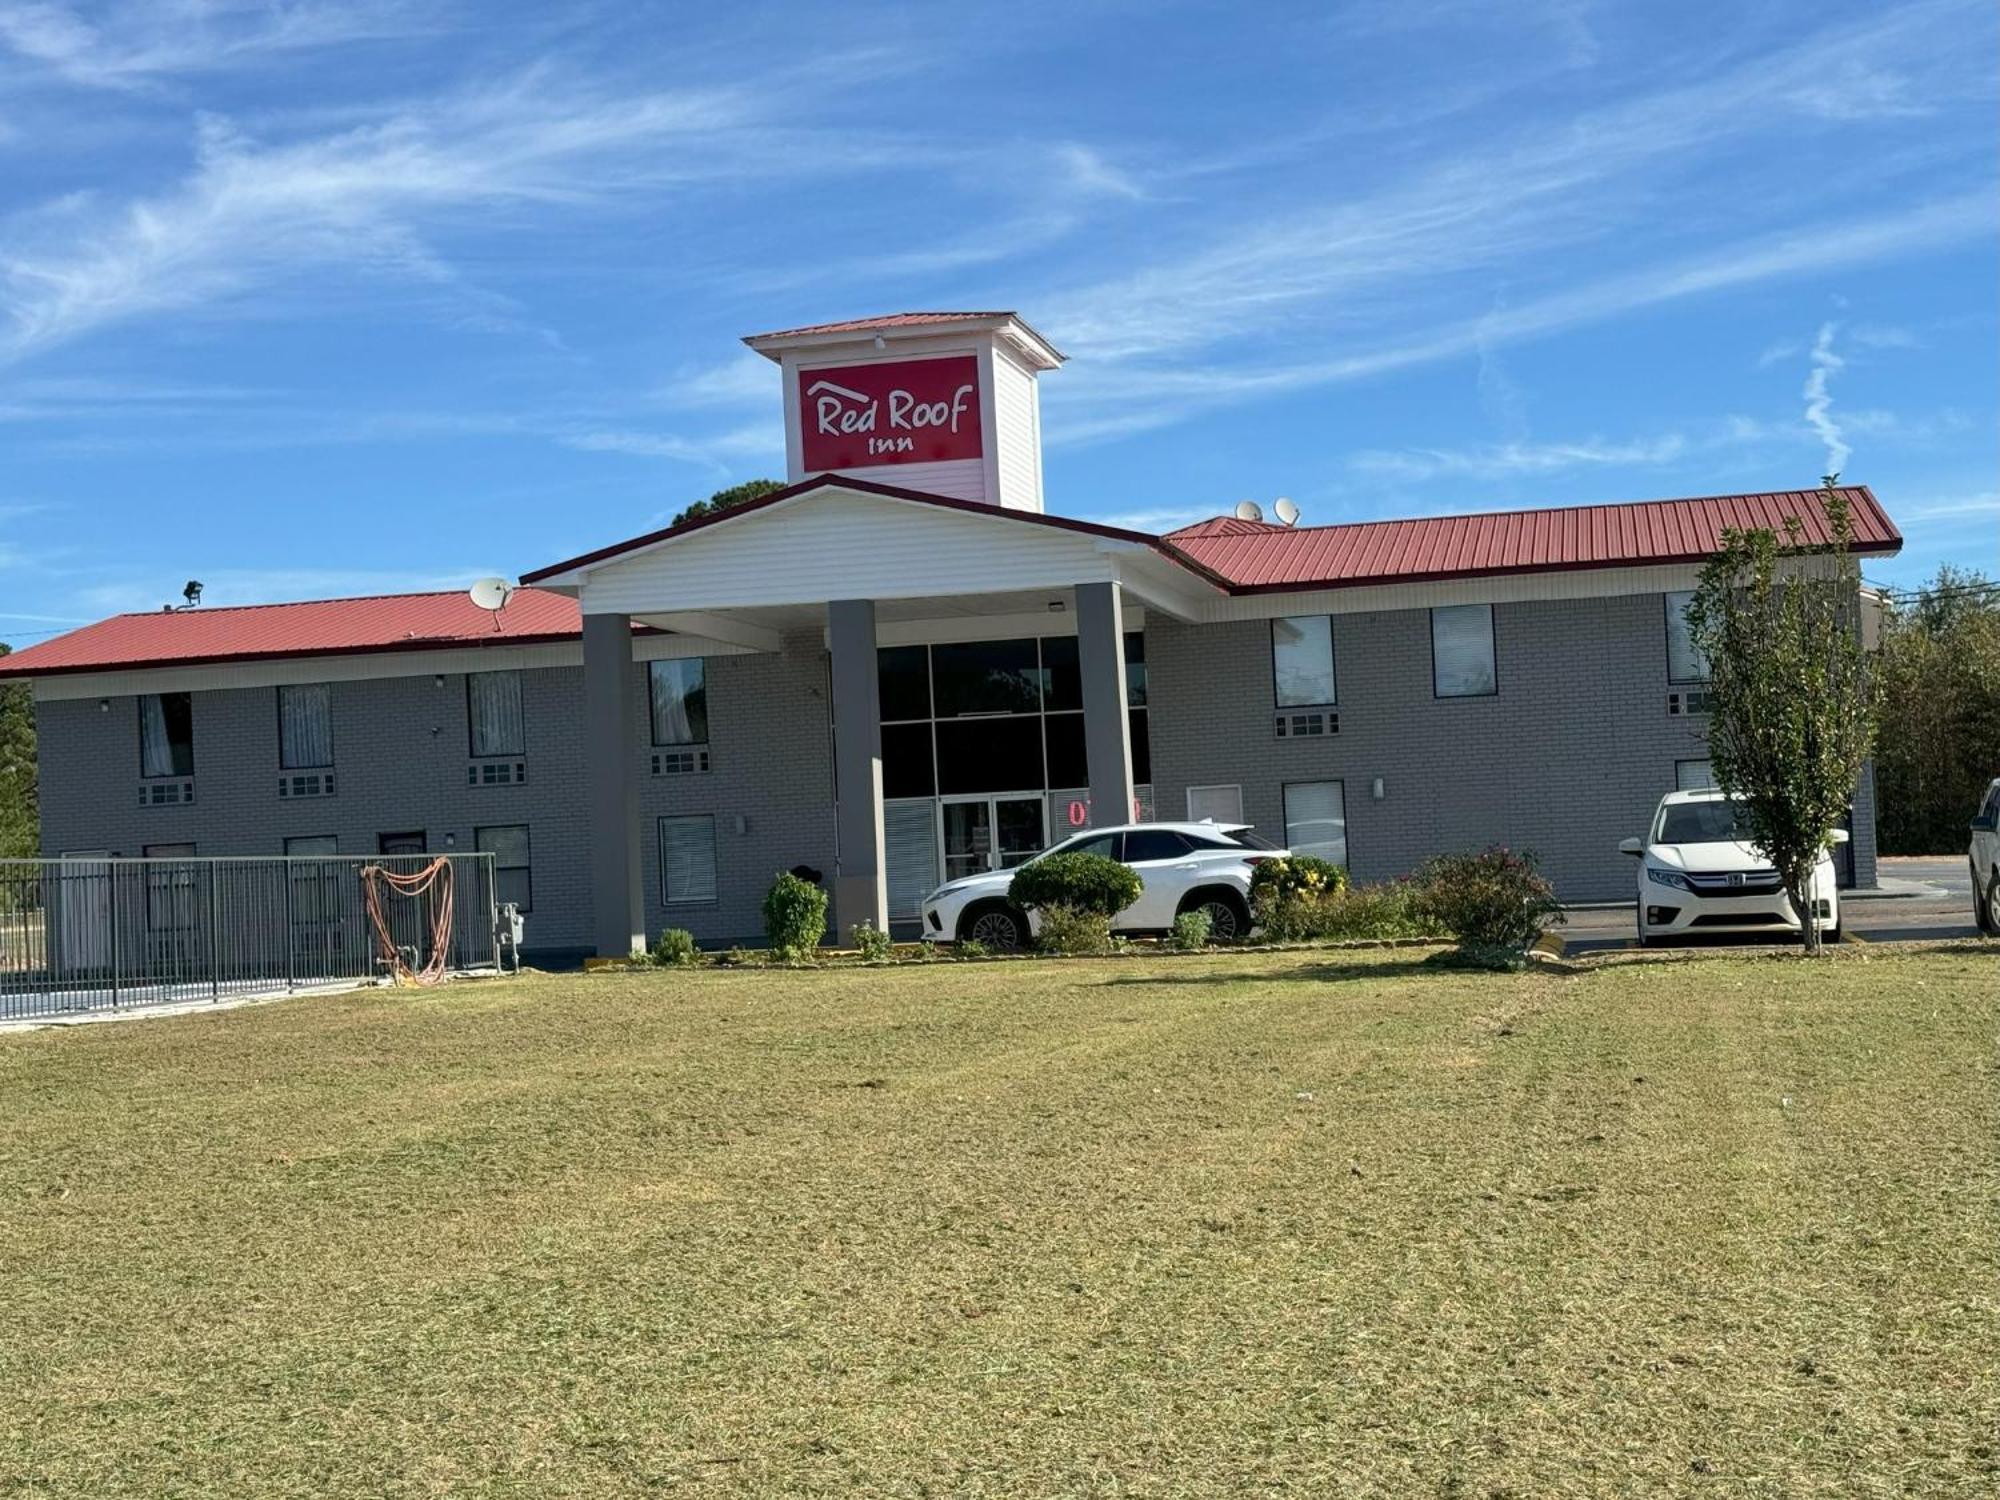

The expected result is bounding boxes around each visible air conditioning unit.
[278,771,335,799]
[1274,709,1338,738]
[651,748,711,776]
[1667,689,1715,717]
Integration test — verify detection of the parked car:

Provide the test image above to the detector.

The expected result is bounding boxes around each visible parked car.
[921,822,1284,950]
[1619,790,1845,945]
[1970,777,2000,935]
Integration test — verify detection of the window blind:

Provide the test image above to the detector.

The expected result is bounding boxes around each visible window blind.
[1431,604,1496,697]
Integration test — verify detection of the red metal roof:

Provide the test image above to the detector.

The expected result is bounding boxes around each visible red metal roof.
[0,588,583,680]
[744,311,1016,341]
[1163,486,1900,592]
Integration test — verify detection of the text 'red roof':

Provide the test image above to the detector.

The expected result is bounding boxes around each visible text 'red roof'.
[0,588,583,679]
[1163,486,1899,592]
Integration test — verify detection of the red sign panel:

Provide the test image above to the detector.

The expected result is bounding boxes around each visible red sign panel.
[798,355,983,470]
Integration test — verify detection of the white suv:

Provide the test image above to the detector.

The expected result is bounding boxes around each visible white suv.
[1970,777,2000,935]
[921,821,1283,950]
[1620,790,1845,945]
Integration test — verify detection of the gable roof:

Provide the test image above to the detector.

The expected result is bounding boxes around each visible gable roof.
[0,588,583,680]
[745,312,1016,340]
[519,473,1223,586]
[1164,485,1899,593]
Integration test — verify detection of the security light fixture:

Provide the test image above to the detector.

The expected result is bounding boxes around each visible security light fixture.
[182,580,202,607]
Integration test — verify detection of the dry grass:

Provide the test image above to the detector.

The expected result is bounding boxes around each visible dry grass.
[1,946,1994,1497]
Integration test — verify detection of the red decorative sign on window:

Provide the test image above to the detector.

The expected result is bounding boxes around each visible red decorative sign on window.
[798,356,982,470]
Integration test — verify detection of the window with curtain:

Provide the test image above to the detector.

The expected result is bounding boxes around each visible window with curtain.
[1186,784,1245,824]
[1272,616,1337,707]
[277,683,332,769]
[139,692,194,777]
[467,671,525,757]
[660,815,718,904]
[1675,759,1716,791]
[476,824,532,912]
[1664,591,1709,683]
[1284,781,1348,866]
[649,659,708,746]
[1431,604,1497,698]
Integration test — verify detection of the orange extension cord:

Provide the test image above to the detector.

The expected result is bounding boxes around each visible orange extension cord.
[359,858,455,986]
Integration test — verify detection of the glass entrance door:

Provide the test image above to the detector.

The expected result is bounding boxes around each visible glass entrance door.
[941,794,1047,881]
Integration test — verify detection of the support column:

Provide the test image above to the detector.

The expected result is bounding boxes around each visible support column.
[1077,580,1135,827]
[828,599,888,942]
[583,612,644,958]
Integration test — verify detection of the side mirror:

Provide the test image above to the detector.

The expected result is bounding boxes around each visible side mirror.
[1618,837,1644,857]
[1829,828,1850,846]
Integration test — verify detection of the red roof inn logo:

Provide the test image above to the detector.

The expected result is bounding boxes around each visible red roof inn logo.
[799,355,982,470]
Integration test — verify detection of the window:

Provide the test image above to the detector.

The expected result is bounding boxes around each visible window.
[1272,616,1336,707]
[649,658,708,746]
[1186,784,1244,825]
[931,639,1042,717]
[1283,781,1348,866]
[1052,831,1122,861]
[142,843,196,939]
[1675,759,1717,791]
[660,815,718,904]
[1125,631,1147,708]
[468,671,525,758]
[276,684,332,769]
[1123,829,1192,862]
[935,716,1044,794]
[378,831,426,855]
[139,692,194,778]
[284,835,337,856]
[1664,591,1709,683]
[476,824,532,913]
[1431,604,1497,698]
[878,645,932,721]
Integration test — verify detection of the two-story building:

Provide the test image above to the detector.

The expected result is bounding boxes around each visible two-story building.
[4,311,1902,958]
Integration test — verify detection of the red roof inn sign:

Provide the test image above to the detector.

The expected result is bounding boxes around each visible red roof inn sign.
[798,355,983,470]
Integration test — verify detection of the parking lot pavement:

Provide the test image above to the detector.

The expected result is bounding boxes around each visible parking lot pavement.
[1559,882,1984,954]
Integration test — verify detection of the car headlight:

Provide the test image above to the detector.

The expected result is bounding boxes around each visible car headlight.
[1645,866,1692,892]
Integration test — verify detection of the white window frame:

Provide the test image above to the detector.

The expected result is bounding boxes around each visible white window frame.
[1282,780,1348,867]
[467,671,526,759]
[1430,604,1497,699]
[1271,615,1337,709]
[1664,590,1710,684]
[1186,784,1245,825]
[659,814,719,906]
[277,683,333,771]
[1675,758,1717,791]
[649,658,709,748]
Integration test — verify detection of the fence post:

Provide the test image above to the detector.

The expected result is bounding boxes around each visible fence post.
[284,863,296,993]
[108,865,121,1010]
[207,861,220,1003]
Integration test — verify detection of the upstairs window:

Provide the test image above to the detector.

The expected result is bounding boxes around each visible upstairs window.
[1664,591,1710,683]
[139,692,194,778]
[277,683,333,769]
[1431,604,1497,698]
[649,659,708,746]
[467,671,526,758]
[1272,616,1336,707]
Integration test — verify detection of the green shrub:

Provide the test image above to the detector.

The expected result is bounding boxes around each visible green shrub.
[1249,855,1350,940]
[1009,852,1141,919]
[1411,846,1563,952]
[851,919,895,963]
[652,928,701,967]
[762,871,828,960]
[955,938,990,959]
[716,946,761,968]
[1169,908,1212,951]
[1034,904,1115,956]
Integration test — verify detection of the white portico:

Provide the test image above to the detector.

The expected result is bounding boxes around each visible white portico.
[522,313,1222,954]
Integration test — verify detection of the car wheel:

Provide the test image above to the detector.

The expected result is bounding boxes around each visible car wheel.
[1183,890,1249,943]
[961,903,1027,952]
[1982,872,2000,937]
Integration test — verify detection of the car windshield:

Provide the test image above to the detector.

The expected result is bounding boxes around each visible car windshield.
[1656,799,1754,844]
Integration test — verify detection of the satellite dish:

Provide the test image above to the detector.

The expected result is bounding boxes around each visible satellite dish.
[1234,499,1265,523]
[1274,497,1300,527]
[469,577,514,612]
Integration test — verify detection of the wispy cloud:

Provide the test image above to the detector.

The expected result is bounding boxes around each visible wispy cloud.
[560,421,778,471]
[74,564,507,614]
[1802,321,1849,475]
[1349,434,1688,482]
[1906,490,1998,522]
[0,0,431,90]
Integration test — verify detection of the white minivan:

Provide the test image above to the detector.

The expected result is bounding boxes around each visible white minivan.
[1970,777,2000,935]
[1621,790,1844,945]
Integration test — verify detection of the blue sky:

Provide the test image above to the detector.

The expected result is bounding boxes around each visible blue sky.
[0,0,1994,637]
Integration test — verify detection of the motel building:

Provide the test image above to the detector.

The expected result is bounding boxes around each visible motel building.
[3,312,1903,959]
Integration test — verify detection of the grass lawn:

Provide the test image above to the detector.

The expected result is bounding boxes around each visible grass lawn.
[1,946,1994,1497]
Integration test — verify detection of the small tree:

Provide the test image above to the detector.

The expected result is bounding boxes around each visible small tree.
[1685,476,1878,954]
[671,478,785,528]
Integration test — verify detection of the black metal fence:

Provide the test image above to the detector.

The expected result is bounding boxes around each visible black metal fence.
[0,854,499,1022]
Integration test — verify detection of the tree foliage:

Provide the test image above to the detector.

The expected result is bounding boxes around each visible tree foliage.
[0,644,36,860]
[671,478,785,529]
[1873,566,2000,853]
[1685,477,1877,954]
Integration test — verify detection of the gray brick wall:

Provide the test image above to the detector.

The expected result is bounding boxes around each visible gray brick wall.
[1146,594,1834,902]
[34,592,1883,943]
